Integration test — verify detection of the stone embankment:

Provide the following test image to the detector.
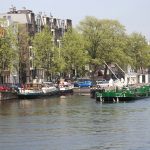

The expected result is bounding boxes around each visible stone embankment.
[73,87,91,95]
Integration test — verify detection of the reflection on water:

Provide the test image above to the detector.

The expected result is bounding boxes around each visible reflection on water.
[0,96,150,150]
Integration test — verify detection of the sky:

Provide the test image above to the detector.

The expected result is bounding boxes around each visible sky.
[0,0,150,40]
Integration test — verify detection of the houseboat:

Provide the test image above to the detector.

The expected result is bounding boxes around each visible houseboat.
[95,84,150,102]
[17,83,43,99]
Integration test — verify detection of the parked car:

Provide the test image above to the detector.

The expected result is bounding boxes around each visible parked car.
[74,78,93,88]
[96,79,109,88]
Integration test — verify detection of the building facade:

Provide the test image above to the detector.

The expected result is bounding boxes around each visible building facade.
[0,6,72,84]
[0,15,19,84]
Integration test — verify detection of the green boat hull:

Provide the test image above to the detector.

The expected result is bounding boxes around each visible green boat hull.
[95,85,150,102]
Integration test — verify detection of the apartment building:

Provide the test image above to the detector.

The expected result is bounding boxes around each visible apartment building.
[36,12,72,45]
[0,6,72,83]
[0,15,19,84]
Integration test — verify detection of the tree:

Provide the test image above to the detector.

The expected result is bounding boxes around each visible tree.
[61,28,89,78]
[32,26,53,80]
[18,25,30,83]
[126,32,150,72]
[0,22,18,83]
[52,46,66,76]
[78,16,130,79]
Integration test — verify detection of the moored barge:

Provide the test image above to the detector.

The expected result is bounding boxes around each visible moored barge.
[95,85,150,102]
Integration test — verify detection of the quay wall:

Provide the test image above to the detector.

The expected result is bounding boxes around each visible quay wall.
[73,88,91,95]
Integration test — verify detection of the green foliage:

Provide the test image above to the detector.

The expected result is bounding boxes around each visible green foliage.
[32,26,53,77]
[53,46,66,73]
[126,33,150,70]
[78,16,130,76]
[61,28,89,76]
[0,24,18,73]
[17,25,30,83]
[1,16,149,82]
[78,16,150,77]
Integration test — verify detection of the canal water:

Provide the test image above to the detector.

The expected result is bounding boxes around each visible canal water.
[0,95,150,150]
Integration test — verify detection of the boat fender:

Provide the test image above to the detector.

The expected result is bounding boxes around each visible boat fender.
[113,98,116,102]
[117,97,119,102]
[100,97,103,102]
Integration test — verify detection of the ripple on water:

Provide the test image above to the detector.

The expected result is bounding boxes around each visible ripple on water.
[0,96,150,150]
